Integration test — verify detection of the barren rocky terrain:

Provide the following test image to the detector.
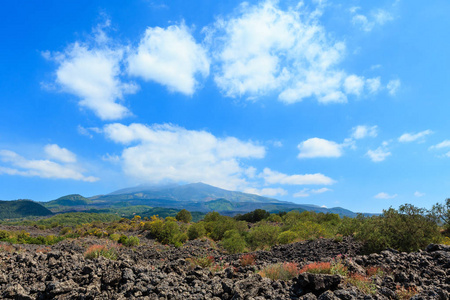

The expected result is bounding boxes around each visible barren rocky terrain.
[0,233,449,300]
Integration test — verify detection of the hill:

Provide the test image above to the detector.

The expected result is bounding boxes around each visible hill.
[0,200,53,219]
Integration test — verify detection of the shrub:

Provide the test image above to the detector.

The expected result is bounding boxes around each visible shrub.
[221,230,246,254]
[176,209,192,223]
[60,227,72,235]
[247,223,280,250]
[292,221,327,240]
[240,254,256,266]
[159,220,181,245]
[357,205,440,253]
[235,209,270,223]
[267,214,282,223]
[187,222,206,240]
[84,244,118,260]
[109,233,120,242]
[277,230,298,244]
[117,235,140,247]
[0,230,10,240]
[259,262,300,281]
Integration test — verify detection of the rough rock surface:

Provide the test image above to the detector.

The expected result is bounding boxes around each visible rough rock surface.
[0,237,449,299]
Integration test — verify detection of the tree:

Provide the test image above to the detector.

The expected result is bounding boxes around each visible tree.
[432,198,450,231]
[176,209,192,223]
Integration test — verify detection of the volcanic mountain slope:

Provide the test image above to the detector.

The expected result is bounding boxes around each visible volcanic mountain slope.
[45,182,360,217]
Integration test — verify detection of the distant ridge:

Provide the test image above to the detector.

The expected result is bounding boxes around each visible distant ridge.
[37,182,370,217]
[0,200,53,219]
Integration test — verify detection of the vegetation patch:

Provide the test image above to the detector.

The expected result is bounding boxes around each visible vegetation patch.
[84,244,119,260]
[259,262,300,281]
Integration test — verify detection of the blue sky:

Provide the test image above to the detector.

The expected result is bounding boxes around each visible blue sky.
[1,0,449,213]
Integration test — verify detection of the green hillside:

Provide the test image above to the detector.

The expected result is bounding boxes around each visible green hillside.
[0,200,53,219]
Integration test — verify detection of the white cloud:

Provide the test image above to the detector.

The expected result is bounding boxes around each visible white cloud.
[344,75,365,96]
[374,192,397,199]
[366,77,381,93]
[366,147,391,162]
[53,42,138,120]
[351,125,378,139]
[244,187,287,197]
[0,149,98,182]
[209,1,372,104]
[103,123,265,190]
[352,9,393,32]
[298,138,342,159]
[293,187,332,198]
[44,144,77,163]
[77,125,101,138]
[293,189,310,198]
[387,79,401,96]
[260,168,335,185]
[414,191,425,197]
[398,130,433,143]
[429,140,450,150]
[128,24,209,95]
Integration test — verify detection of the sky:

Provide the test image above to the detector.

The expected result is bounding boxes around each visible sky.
[1,0,449,213]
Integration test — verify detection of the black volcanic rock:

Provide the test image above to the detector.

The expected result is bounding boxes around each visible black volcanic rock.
[1,236,449,299]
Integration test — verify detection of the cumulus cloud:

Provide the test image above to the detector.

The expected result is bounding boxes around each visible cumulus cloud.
[387,79,401,95]
[128,24,209,95]
[398,130,433,143]
[260,168,335,186]
[244,187,287,197]
[293,187,332,198]
[0,149,98,182]
[103,123,265,190]
[297,138,343,159]
[344,75,365,96]
[374,192,397,199]
[366,77,381,93]
[367,146,391,162]
[52,42,138,120]
[44,144,77,163]
[208,1,374,103]
[351,8,393,32]
[351,125,378,139]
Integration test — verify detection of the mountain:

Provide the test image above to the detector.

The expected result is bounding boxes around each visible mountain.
[43,182,363,217]
[93,182,283,204]
[0,200,53,219]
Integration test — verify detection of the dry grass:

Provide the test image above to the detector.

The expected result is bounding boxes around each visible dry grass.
[84,244,118,260]
[396,285,419,299]
[259,262,300,281]
[239,254,256,266]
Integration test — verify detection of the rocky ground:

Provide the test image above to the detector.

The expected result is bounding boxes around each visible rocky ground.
[0,234,449,299]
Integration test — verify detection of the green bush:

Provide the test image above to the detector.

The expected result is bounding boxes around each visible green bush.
[221,230,246,254]
[188,222,206,240]
[356,205,441,253]
[277,230,298,244]
[118,235,140,247]
[247,223,280,250]
[292,221,327,240]
[159,220,181,245]
[176,209,192,223]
